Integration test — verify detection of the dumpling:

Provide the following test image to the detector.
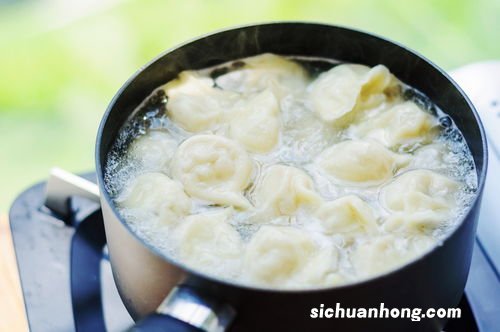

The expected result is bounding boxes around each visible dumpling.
[296,244,342,287]
[128,130,177,171]
[215,53,309,98]
[254,165,322,218]
[308,64,396,125]
[315,140,410,186]
[352,64,397,110]
[351,235,435,277]
[315,195,378,235]
[163,71,237,132]
[383,211,448,234]
[117,172,191,224]
[174,209,242,274]
[171,135,253,209]
[348,101,438,148]
[380,169,460,214]
[244,226,337,287]
[229,90,280,153]
[308,64,362,124]
[357,65,393,94]
[380,170,460,233]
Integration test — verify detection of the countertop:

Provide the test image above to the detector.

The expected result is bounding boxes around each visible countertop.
[0,214,28,332]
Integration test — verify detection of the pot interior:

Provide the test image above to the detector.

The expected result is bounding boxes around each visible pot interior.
[96,22,487,287]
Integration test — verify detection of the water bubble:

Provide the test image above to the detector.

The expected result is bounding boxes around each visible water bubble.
[439,115,453,128]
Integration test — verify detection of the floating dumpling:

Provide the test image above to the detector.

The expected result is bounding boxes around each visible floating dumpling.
[380,169,459,214]
[175,209,242,274]
[229,90,280,153]
[254,165,321,218]
[315,140,410,186]
[308,64,396,125]
[296,245,343,286]
[117,172,191,224]
[172,135,253,209]
[383,211,447,234]
[243,226,319,286]
[351,235,435,277]
[380,170,460,234]
[128,130,177,171]
[351,64,397,110]
[315,195,378,235]
[215,53,309,98]
[308,65,361,124]
[348,101,438,148]
[163,71,237,132]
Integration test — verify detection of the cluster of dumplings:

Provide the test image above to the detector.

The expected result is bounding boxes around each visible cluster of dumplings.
[114,54,474,289]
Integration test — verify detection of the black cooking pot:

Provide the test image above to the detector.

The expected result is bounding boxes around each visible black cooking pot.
[94,22,487,331]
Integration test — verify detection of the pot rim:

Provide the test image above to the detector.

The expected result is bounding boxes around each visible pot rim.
[95,21,488,294]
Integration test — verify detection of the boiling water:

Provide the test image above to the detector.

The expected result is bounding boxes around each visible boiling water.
[104,55,478,288]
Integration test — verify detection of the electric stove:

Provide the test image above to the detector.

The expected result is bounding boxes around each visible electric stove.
[8,63,500,332]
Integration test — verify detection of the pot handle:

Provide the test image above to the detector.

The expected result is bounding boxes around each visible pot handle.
[129,286,236,332]
[44,167,100,217]
[131,314,204,331]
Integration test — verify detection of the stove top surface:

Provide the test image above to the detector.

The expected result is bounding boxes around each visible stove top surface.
[9,173,133,332]
[9,62,500,332]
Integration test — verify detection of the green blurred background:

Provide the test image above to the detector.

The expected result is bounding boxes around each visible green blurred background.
[1,0,499,212]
